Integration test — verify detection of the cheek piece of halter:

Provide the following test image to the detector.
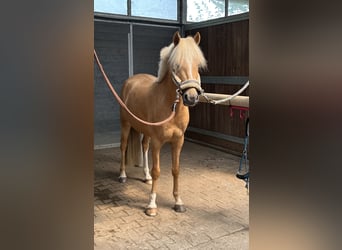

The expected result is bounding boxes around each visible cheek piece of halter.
[171,71,204,98]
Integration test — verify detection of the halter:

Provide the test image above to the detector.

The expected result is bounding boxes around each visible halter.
[171,71,204,95]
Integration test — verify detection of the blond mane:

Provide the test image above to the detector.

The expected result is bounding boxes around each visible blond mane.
[156,35,207,83]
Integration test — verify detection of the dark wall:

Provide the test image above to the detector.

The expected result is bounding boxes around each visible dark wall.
[185,19,249,155]
[94,21,130,146]
[133,25,179,75]
[187,20,249,76]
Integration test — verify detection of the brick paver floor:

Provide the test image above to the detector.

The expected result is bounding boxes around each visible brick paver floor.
[94,140,249,249]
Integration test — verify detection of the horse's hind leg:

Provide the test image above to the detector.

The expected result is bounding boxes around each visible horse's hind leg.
[142,135,152,184]
[171,136,186,213]
[119,122,130,183]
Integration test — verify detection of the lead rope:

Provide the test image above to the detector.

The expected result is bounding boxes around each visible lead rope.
[202,80,249,104]
[94,49,179,126]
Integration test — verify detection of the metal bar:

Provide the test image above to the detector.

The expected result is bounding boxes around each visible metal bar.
[128,24,133,77]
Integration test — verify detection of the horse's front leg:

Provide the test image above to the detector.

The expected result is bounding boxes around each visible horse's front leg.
[145,141,161,217]
[171,136,186,213]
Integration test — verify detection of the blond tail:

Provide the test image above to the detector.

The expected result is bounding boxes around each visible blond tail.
[126,128,143,167]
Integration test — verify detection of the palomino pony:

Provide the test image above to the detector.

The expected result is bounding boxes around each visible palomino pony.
[119,31,207,216]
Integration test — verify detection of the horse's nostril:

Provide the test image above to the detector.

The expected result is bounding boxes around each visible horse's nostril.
[184,93,188,100]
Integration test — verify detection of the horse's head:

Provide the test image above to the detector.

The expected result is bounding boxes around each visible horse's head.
[169,31,207,107]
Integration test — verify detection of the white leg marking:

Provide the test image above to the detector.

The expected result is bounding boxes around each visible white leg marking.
[147,193,157,208]
[175,196,184,206]
[119,171,127,178]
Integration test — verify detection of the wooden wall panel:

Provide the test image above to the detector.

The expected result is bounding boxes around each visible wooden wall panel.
[185,19,249,155]
[186,19,249,76]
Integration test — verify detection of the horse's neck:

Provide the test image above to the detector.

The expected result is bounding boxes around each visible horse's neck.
[158,72,178,102]
[156,72,189,129]
[165,72,189,113]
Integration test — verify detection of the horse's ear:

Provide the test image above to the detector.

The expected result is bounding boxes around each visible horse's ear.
[173,31,181,46]
[194,32,201,45]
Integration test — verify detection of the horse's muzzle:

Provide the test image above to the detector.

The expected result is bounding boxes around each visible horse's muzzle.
[182,89,200,107]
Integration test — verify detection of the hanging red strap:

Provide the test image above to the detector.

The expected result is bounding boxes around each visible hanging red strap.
[229,105,249,119]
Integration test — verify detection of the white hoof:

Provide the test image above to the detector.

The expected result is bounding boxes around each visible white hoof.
[145,179,152,185]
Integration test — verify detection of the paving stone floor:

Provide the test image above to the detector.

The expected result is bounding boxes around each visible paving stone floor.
[94,141,249,249]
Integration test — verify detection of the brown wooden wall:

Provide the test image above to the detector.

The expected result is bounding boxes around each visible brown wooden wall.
[184,19,249,155]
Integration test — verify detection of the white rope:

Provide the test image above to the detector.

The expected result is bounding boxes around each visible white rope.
[203,80,249,105]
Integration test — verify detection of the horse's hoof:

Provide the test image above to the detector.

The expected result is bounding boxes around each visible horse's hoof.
[118,177,127,183]
[236,172,249,180]
[145,208,157,217]
[174,204,186,213]
[145,179,152,185]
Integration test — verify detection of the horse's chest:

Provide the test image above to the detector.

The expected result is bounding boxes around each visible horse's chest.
[165,123,187,140]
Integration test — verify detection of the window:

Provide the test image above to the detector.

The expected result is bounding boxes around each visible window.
[228,0,249,16]
[187,0,225,22]
[132,0,177,20]
[94,0,178,21]
[94,0,127,15]
[187,0,249,22]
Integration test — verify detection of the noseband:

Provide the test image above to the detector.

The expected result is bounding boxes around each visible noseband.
[171,71,204,95]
